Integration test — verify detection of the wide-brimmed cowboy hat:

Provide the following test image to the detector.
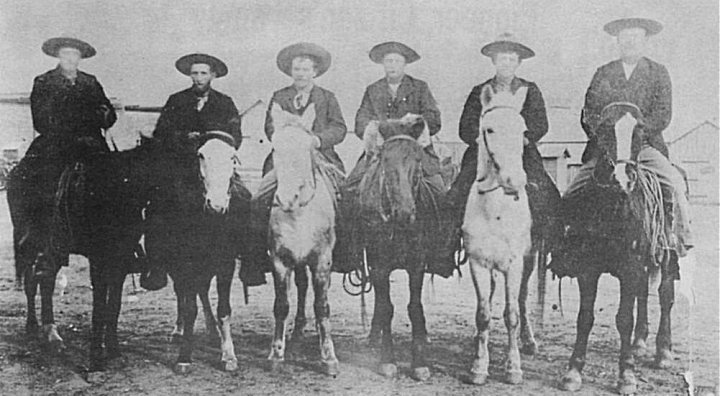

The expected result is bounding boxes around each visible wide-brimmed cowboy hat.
[175,53,228,78]
[481,33,535,60]
[42,36,96,58]
[603,17,663,36]
[369,41,421,64]
[276,42,332,77]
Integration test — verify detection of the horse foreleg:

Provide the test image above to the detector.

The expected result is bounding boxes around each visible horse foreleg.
[200,279,221,346]
[175,283,198,374]
[215,266,238,372]
[39,273,63,349]
[519,253,538,355]
[655,252,675,369]
[560,272,600,392]
[23,267,39,335]
[504,262,523,385]
[105,276,126,360]
[292,266,309,340]
[467,261,492,385]
[268,260,291,369]
[311,254,339,376]
[370,267,395,377]
[408,268,429,381]
[633,267,651,356]
[171,281,184,343]
[616,275,639,395]
[89,266,108,372]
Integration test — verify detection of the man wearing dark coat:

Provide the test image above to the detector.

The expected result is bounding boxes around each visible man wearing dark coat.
[142,53,245,290]
[16,36,117,278]
[340,41,453,276]
[240,42,347,287]
[442,33,559,261]
[564,17,691,248]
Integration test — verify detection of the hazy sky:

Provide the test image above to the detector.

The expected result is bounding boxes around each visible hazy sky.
[1,0,718,141]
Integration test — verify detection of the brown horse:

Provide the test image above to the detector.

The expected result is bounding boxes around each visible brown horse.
[355,115,439,381]
[7,144,154,371]
[554,102,680,394]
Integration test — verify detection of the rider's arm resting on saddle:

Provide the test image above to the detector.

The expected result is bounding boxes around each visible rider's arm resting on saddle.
[314,92,347,149]
[580,68,606,139]
[93,81,117,130]
[355,88,375,140]
[520,82,548,144]
[417,80,442,136]
[640,64,672,138]
[30,75,53,135]
[458,85,483,146]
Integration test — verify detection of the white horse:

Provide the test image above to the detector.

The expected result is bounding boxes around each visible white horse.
[462,85,534,385]
[267,104,340,376]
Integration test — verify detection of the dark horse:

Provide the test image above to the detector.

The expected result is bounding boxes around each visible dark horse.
[7,144,154,371]
[553,103,680,394]
[145,131,248,374]
[356,116,441,381]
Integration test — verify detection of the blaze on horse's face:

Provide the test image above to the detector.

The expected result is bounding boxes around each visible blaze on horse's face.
[271,104,318,211]
[476,85,528,195]
[197,135,238,213]
[593,102,642,193]
[380,135,424,226]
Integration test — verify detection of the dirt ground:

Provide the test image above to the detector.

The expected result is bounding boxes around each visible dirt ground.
[0,192,717,396]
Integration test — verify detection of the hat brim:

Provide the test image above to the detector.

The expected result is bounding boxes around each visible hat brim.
[176,53,228,78]
[603,18,663,36]
[276,42,332,77]
[369,41,421,64]
[42,37,96,59]
[481,41,535,60]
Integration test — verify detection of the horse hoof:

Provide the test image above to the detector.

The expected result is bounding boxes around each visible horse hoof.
[655,349,673,369]
[559,368,582,392]
[617,370,637,395]
[106,349,121,361]
[86,371,107,384]
[520,342,538,356]
[368,334,382,349]
[321,360,340,377]
[505,370,523,385]
[170,333,183,344]
[411,366,430,382]
[223,359,239,372]
[269,359,284,373]
[465,371,488,385]
[632,339,647,356]
[25,322,39,335]
[378,363,397,379]
[174,362,192,375]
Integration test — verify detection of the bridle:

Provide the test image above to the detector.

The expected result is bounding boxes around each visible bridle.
[377,134,422,223]
[475,105,522,199]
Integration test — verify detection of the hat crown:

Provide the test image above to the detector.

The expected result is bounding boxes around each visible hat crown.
[495,32,519,42]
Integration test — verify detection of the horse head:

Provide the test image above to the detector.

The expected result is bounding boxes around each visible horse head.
[378,117,425,226]
[271,103,318,211]
[476,84,528,197]
[593,102,645,194]
[197,131,238,214]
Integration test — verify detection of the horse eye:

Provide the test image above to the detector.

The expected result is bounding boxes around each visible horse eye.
[197,153,204,160]
[485,128,495,134]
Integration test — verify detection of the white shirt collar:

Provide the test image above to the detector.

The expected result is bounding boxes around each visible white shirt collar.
[622,61,638,80]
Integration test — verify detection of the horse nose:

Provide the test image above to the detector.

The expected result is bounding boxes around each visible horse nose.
[205,196,228,214]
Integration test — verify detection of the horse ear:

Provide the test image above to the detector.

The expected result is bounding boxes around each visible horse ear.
[512,86,528,110]
[300,103,316,131]
[480,84,494,109]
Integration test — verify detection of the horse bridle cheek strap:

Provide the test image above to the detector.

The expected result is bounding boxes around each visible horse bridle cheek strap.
[476,107,520,200]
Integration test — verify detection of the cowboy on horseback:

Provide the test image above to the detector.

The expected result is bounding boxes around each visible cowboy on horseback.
[241,43,347,287]
[563,17,692,252]
[142,53,247,290]
[13,36,117,279]
[340,41,455,277]
[443,33,560,263]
